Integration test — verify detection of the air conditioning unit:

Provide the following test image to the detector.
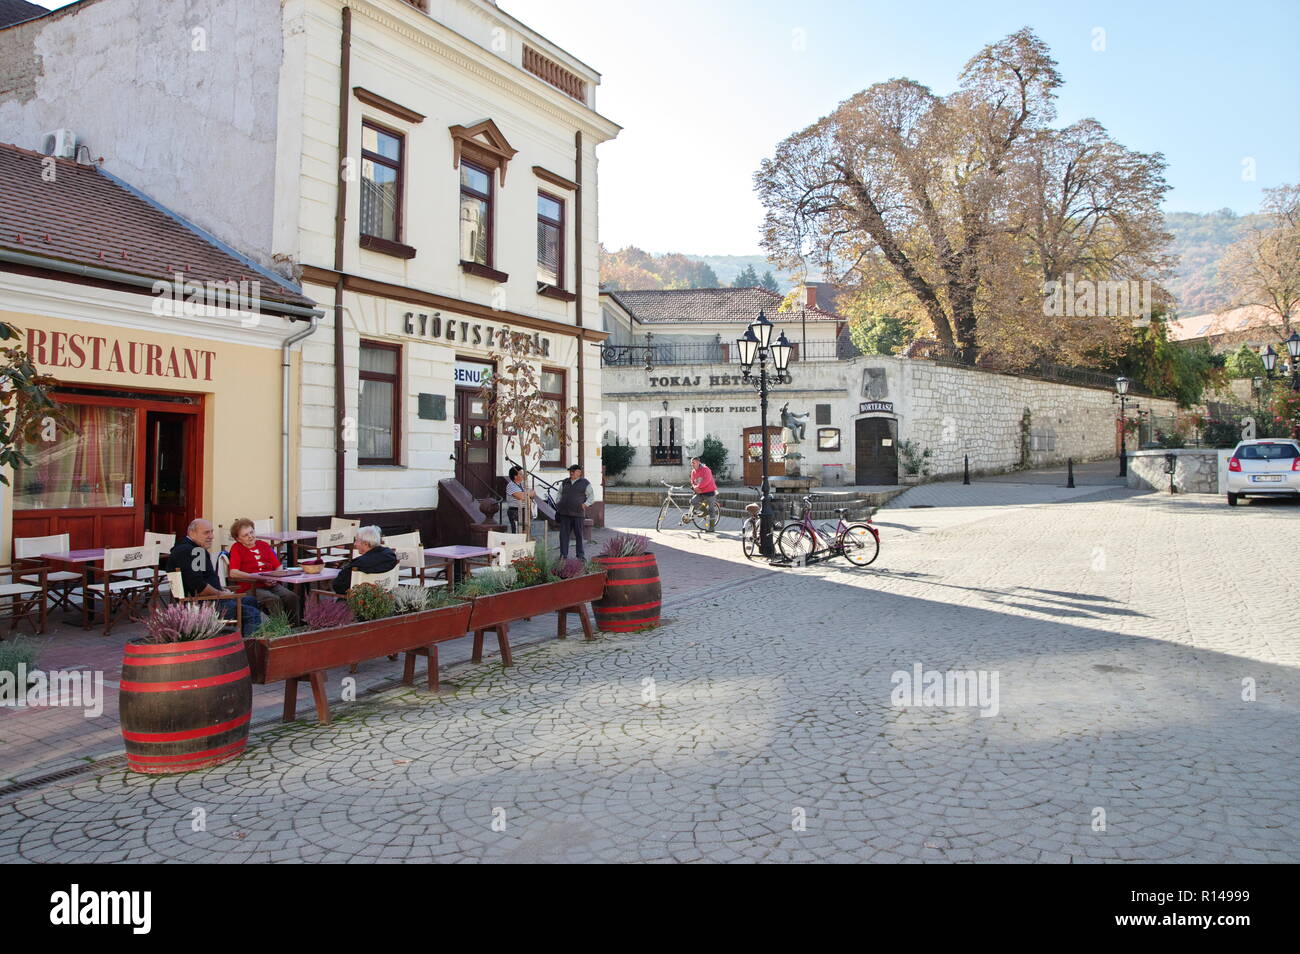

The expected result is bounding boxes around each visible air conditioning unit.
[41,128,78,159]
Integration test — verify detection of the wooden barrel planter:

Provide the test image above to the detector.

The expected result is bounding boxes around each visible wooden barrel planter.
[592,553,662,632]
[119,632,252,775]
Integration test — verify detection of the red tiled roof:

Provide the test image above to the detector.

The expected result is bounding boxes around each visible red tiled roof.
[0,142,315,310]
[605,286,842,324]
[1166,305,1290,342]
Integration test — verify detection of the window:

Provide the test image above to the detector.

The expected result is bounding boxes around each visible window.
[815,404,831,425]
[651,416,682,466]
[459,161,492,266]
[13,403,136,510]
[359,342,401,465]
[360,123,403,243]
[537,193,564,288]
[817,428,841,452]
[540,368,566,466]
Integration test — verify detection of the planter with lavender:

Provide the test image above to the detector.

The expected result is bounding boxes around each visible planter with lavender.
[591,533,662,632]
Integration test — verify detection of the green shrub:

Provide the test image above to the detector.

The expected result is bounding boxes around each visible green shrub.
[0,635,42,677]
[602,443,635,478]
[392,585,432,614]
[249,610,295,640]
[454,569,516,598]
[699,434,728,477]
[346,582,397,621]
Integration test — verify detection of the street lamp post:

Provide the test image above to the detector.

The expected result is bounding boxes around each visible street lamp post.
[1286,332,1300,392]
[737,311,791,558]
[1114,375,1131,477]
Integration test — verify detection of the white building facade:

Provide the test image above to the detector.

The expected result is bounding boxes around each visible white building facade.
[0,0,619,540]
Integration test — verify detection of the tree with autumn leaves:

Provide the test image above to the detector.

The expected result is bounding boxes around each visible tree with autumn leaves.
[1,322,72,486]
[476,328,579,540]
[756,28,1172,370]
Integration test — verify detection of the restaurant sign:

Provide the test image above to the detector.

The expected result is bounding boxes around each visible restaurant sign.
[859,401,894,414]
[27,329,216,381]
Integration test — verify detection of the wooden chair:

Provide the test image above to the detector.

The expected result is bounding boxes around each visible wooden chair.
[383,531,422,548]
[138,532,175,580]
[394,545,448,589]
[163,570,243,635]
[298,526,354,566]
[253,518,275,535]
[471,540,535,579]
[0,563,47,636]
[330,517,361,532]
[13,532,80,614]
[80,546,159,637]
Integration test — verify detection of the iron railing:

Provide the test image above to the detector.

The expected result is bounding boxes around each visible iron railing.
[600,339,843,367]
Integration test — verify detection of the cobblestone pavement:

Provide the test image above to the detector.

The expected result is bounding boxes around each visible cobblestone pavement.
[1,488,1296,863]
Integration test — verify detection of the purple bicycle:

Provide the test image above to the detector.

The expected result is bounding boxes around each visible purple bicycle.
[776,493,880,567]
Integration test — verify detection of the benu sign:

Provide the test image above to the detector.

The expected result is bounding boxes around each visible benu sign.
[454,361,493,387]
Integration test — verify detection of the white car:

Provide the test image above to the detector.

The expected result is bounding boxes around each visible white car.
[1225,438,1300,505]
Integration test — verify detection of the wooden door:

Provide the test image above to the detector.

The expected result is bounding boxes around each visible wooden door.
[855,417,898,485]
[145,411,198,535]
[742,425,786,487]
[454,388,496,497]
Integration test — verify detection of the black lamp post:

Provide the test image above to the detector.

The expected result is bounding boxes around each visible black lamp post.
[1114,375,1131,477]
[1286,332,1300,392]
[737,311,791,557]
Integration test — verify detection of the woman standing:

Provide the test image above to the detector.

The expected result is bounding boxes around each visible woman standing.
[504,465,536,535]
[226,518,301,624]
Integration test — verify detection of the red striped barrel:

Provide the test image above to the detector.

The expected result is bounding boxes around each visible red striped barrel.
[119,632,253,775]
[592,554,661,632]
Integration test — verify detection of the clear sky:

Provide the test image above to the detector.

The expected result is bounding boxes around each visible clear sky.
[30,0,1300,255]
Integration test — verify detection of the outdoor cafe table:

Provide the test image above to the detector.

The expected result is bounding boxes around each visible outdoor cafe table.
[40,549,107,627]
[423,545,494,587]
[250,566,341,606]
[259,529,318,563]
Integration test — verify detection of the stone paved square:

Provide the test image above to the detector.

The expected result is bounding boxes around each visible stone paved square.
[2,485,1295,863]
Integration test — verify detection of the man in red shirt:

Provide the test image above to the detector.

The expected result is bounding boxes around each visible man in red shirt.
[690,456,718,531]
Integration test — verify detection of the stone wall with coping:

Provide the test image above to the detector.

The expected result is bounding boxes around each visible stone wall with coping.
[601,355,1182,487]
[1126,448,1232,494]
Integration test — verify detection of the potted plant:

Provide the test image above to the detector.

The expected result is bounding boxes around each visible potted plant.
[591,533,661,632]
[244,587,473,709]
[119,603,252,774]
[0,635,43,696]
[897,440,932,485]
[458,545,607,632]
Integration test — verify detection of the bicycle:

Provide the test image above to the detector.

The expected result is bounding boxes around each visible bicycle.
[656,481,721,533]
[739,487,780,561]
[776,493,880,567]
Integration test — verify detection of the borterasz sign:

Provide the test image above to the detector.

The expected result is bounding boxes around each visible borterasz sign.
[860,400,894,413]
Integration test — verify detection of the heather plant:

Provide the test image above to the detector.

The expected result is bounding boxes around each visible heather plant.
[144,602,228,643]
[249,610,295,641]
[303,598,355,630]
[555,557,587,579]
[598,533,649,558]
[346,582,397,621]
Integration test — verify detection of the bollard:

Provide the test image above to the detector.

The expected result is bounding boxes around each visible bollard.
[963,455,970,485]
[1066,458,1075,488]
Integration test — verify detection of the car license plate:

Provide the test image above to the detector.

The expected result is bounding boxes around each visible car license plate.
[1252,475,1283,482]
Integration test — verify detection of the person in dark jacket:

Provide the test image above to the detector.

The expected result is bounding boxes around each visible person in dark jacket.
[332,525,399,593]
[168,518,262,635]
[555,464,593,560]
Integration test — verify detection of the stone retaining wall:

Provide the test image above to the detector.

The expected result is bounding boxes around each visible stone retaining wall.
[1126,449,1230,494]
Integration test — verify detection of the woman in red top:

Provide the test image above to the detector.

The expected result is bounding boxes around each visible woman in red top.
[226,518,300,624]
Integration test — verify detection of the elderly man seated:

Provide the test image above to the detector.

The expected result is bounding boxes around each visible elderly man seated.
[332,525,398,593]
[168,518,262,635]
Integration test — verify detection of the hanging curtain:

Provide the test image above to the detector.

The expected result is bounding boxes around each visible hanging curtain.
[13,404,135,510]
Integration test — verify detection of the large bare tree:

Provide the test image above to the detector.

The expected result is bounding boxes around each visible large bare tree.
[756,28,1172,367]
[1222,183,1300,337]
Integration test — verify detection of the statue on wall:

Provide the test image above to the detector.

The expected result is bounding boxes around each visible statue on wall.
[780,402,810,443]
[862,367,888,400]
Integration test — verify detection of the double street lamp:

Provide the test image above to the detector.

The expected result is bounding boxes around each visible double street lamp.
[736,311,792,557]
[1261,332,1300,438]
